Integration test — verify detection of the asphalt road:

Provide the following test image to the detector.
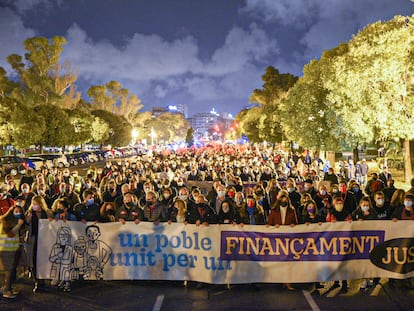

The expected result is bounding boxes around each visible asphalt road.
[1,277,414,311]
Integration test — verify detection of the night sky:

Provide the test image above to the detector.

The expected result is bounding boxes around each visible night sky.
[1,0,413,116]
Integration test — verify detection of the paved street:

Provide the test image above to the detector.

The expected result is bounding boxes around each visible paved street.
[1,276,414,311]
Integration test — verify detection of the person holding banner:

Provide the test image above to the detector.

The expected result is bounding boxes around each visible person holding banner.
[351,196,379,290]
[142,190,169,223]
[0,205,25,299]
[25,195,53,292]
[267,191,298,291]
[326,196,352,292]
[302,200,324,224]
[267,192,298,228]
[217,200,239,224]
[187,195,218,225]
[238,195,266,225]
[391,193,414,221]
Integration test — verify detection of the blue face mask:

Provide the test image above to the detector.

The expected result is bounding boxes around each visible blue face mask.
[353,187,359,193]
[14,213,23,219]
[87,198,94,206]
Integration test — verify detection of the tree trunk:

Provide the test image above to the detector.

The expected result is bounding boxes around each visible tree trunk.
[403,139,412,183]
[39,144,43,154]
[353,146,359,164]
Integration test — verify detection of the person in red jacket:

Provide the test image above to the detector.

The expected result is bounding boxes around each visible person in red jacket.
[267,192,298,227]
[267,191,298,290]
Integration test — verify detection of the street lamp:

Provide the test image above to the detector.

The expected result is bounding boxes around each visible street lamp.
[131,128,138,145]
[150,127,157,146]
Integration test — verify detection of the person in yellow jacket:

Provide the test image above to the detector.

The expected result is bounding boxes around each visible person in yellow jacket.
[0,204,25,299]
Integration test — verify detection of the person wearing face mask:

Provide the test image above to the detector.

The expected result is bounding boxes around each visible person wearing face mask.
[169,199,189,223]
[26,195,53,292]
[337,180,357,213]
[18,170,34,192]
[325,196,352,292]
[102,180,119,203]
[314,184,332,215]
[286,179,302,216]
[210,183,227,215]
[52,183,81,213]
[323,167,339,185]
[267,193,298,291]
[73,190,101,223]
[301,179,317,198]
[159,187,175,218]
[218,200,239,224]
[326,196,352,223]
[186,194,218,226]
[99,202,118,223]
[0,185,15,216]
[52,199,77,221]
[391,193,414,221]
[117,193,143,224]
[0,205,26,298]
[352,196,378,221]
[372,191,391,220]
[142,190,169,223]
[349,181,364,205]
[19,183,35,206]
[267,193,298,227]
[302,200,324,224]
[36,184,53,209]
[351,197,379,290]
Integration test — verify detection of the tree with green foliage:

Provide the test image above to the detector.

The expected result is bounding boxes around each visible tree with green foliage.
[323,15,414,181]
[234,107,262,143]
[0,36,83,151]
[87,80,143,123]
[91,110,132,147]
[248,66,298,143]
[185,128,194,147]
[280,43,367,158]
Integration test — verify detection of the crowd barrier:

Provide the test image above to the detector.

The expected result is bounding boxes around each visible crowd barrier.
[37,220,414,284]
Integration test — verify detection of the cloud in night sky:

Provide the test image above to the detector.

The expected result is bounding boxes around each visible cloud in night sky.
[0,0,412,115]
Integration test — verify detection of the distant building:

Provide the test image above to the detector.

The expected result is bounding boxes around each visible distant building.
[165,104,188,117]
[188,112,218,139]
[188,110,234,140]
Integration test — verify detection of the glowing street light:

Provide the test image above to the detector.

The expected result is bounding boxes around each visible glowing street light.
[131,128,138,145]
[150,127,157,145]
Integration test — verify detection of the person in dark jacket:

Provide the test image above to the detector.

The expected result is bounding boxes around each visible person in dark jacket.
[117,193,143,224]
[186,195,218,225]
[217,200,239,224]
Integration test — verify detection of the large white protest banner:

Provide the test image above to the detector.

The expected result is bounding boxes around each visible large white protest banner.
[37,220,414,284]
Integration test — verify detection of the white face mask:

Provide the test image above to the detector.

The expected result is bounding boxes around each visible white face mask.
[361,205,370,212]
[404,200,413,208]
[222,206,230,213]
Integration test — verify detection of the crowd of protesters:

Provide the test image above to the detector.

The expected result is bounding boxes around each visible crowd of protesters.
[1,144,414,297]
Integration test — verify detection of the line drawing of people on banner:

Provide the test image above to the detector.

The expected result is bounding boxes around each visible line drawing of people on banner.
[83,224,112,280]
[49,226,73,291]
[73,236,88,280]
